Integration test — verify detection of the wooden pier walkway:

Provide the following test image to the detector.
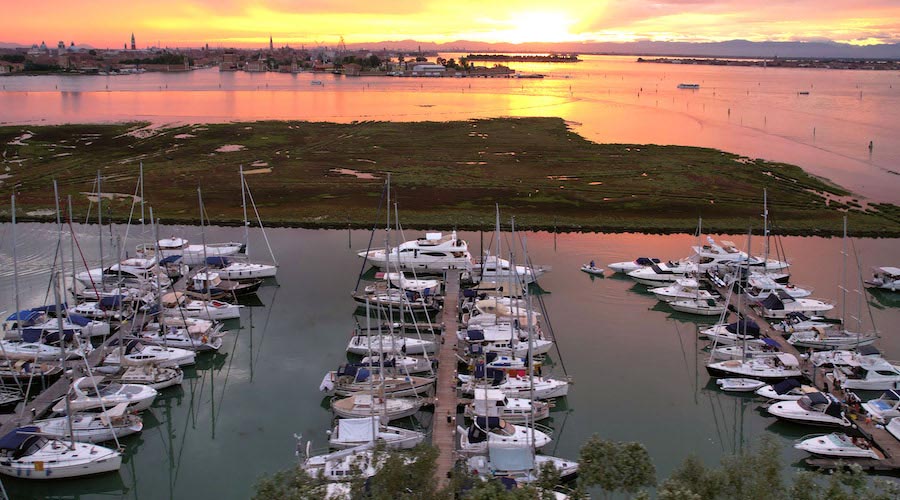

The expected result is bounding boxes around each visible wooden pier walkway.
[433,271,461,486]
[711,280,900,471]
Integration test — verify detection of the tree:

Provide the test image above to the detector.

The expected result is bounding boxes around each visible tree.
[367,54,381,69]
[578,435,656,498]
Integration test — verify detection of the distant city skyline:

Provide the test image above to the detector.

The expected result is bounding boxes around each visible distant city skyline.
[4,0,899,49]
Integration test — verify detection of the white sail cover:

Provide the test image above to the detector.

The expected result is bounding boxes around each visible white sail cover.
[489,442,535,471]
[337,417,378,443]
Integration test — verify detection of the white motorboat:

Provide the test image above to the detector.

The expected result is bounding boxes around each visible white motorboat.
[140,237,244,266]
[375,272,441,295]
[888,418,900,441]
[580,264,604,276]
[794,433,881,460]
[706,353,801,381]
[103,340,196,368]
[756,292,833,319]
[467,444,578,484]
[475,254,547,285]
[700,320,765,346]
[627,261,698,287]
[346,334,437,356]
[787,327,878,349]
[745,276,811,301]
[482,352,537,373]
[33,403,143,443]
[75,257,171,289]
[768,392,850,427]
[669,298,726,316]
[53,376,158,413]
[328,416,425,450]
[865,266,900,291]
[458,416,552,455]
[300,443,380,481]
[461,328,553,357]
[459,370,569,400]
[205,257,276,280]
[464,388,551,424]
[331,394,424,421]
[161,292,242,321]
[716,378,766,393]
[94,364,184,391]
[691,238,789,273]
[607,257,661,274]
[358,354,433,375]
[650,278,717,303]
[861,390,900,424]
[358,231,472,272]
[319,365,434,397]
[808,346,882,367]
[0,426,122,479]
[833,356,900,391]
[755,379,817,401]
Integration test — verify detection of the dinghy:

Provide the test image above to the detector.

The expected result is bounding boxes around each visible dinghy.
[716,378,766,393]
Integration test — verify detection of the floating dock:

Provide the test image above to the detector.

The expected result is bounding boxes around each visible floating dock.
[433,270,461,486]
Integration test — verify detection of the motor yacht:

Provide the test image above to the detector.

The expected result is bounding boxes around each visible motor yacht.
[768,392,851,427]
[650,278,716,303]
[607,257,661,274]
[458,416,552,455]
[861,390,900,424]
[794,433,881,460]
[627,261,698,287]
[357,231,472,273]
[670,297,727,316]
[464,388,551,424]
[475,254,548,285]
[833,356,900,391]
[865,266,899,291]
[756,292,833,319]
[745,276,811,301]
[755,379,817,401]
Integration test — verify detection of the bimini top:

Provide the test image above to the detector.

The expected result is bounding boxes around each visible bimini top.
[5,310,45,324]
[761,293,785,310]
[0,426,40,451]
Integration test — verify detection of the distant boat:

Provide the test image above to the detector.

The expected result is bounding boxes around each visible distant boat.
[310,80,324,86]
[798,91,810,95]
[677,83,700,90]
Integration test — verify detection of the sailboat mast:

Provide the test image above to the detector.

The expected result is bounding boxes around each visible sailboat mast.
[54,180,67,302]
[366,299,377,438]
[763,189,770,267]
[240,165,250,259]
[140,162,146,236]
[97,171,104,282]
[11,196,22,341]
[841,216,848,326]
[521,234,536,455]
[52,270,76,449]
[198,187,210,302]
[68,196,77,293]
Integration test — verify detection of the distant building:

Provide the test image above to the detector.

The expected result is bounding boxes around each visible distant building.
[411,64,445,76]
[219,50,239,71]
[244,56,267,72]
[269,35,273,51]
[131,33,136,50]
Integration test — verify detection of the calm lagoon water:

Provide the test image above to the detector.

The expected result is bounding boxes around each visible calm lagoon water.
[0,222,898,498]
[1,55,899,203]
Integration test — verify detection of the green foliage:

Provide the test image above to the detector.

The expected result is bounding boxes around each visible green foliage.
[252,465,324,500]
[0,54,25,63]
[120,53,185,65]
[578,434,656,496]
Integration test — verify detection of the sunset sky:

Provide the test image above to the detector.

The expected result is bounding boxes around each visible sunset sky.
[6,0,899,48]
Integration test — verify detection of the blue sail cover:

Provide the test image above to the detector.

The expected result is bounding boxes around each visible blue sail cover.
[67,314,90,327]
[467,330,485,342]
[762,338,780,348]
[5,310,44,324]
[772,378,801,395]
[206,256,230,267]
[354,368,371,383]
[475,416,501,429]
[99,296,124,309]
[159,255,182,265]
[28,304,68,314]
[725,320,760,336]
[0,426,39,451]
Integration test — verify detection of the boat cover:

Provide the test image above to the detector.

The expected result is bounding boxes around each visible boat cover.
[761,294,785,310]
[489,442,535,471]
[467,330,485,341]
[485,352,498,363]
[762,338,780,348]
[159,255,183,265]
[475,416,501,429]
[336,417,377,442]
[807,392,829,405]
[206,256,231,267]
[725,320,760,336]
[28,304,68,314]
[99,295,124,309]
[354,368,371,383]
[772,378,801,395]
[858,345,881,356]
[4,310,44,324]
[22,328,75,343]
[0,426,40,451]
[67,314,91,326]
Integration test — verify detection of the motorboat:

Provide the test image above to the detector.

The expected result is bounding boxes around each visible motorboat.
[351,288,442,314]
[318,365,434,397]
[756,379,817,401]
[627,261,698,287]
[481,352,539,373]
[461,328,553,357]
[691,238,789,273]
[607,257,661,274]
[580,264,604,276]
[103,340,196,368]
[706,353,801,381]
[139,237,244,266]
[787,327,878,350]
[650,278,717,303]
[466,444,578,484]
[357,231,472,273]
[794,433,881,460]
[0,426,122,479]
[669,298,727,316]
[160,292,242,321]
[716,378,766,393]
[346,334,437,356]
[756,292,833,320]
[358,354,433,375]
[331,394,424,421]
[53,376,158,414]
[865,267,899,291]
[75,257,172,289]
[186,272,262,300]
[745,276,811,301]
[475,254,548,284]
[299,442,413,482]
[861,390,900,424]
[833,356,900,391]
[774,312,842,334]
[374,272,441,295]
[94,364,184,391]
[138,317,225,352]
[768,392,850,427]
[459,366,568,400]
[204,256,277,280]
[33,403,143,443]
[327,416,425,450]
[458,416,552,455]
[464,388,550,424]
[700,320,764,346]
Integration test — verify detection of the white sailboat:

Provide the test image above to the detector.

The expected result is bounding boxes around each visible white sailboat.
[33,403,143,443]
[331,394,424,421]
[53,376,158,413]
[0,426,122,479]
[327,416,425,450]
[464,388,551,424]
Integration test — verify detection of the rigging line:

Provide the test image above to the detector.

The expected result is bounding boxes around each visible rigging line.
[120,169,142,255]
[673,320,693,384]
[84,176,97,225]
[243,178,277,266]
[850,238,878,334]
[214,321,242,428]
[354,179,388,292]
[67,211,102,311]
[255,282,279,366]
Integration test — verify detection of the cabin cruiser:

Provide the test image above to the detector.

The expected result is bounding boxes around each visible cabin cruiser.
[465,388,550,424]
[756,292,833,319]
[706,353,801,381]
[691,238,789,273]
[865,266,900,291]
[475,254,548,285]
[627,261,698,287]
[716,378,765,393]
[328,416,425,450]
[458,416,552,455]
[357,231,472,273]
[346,334,437,356]
[833,356,900,391]
[861,390,900,424]
[160,291,243,321]
[33,403,143,443]
[768,392,850,428]
[756,379,817,401]
[466,444,578,484]
[650,278,717,303]
[204,256,276,280]
[373,272,441,295]
[185,272,262,301]
[103,340,196,368]
[0,426,122,479]
[351,288,442,314]
[139,317,225,352]
[670,298,727,316]
[461,328,553,358]
[458,365,568,400]
[139,237,244,266]
[607,257,661,274]
[787,327,878,350]
[794,433,881,460]
[75,257,172,289]
[700,319,764,346]
[745,276,811,301]
[775,312,842,334]
[53,376,158,413]
[319,364,434,397]
[330,394,424,421]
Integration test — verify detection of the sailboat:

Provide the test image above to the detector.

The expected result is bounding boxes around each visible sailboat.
[33,403,143,443]
[458,416,552,455]
[327,416,424,450]
[0,426,123,479]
